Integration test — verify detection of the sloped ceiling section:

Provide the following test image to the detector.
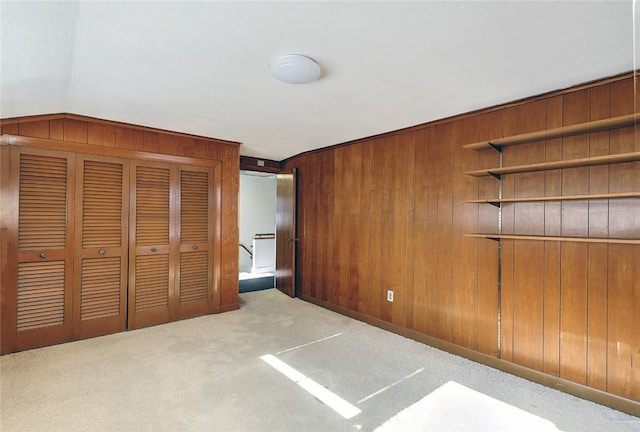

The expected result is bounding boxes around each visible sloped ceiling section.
[1,2,78,117]
[1,1,635,160]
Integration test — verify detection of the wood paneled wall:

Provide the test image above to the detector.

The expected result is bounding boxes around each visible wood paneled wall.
[284,74,639,405]
[0,114,240,312]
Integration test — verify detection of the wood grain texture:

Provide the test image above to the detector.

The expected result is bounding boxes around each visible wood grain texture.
[332,147,346,308]
[275,169,296,298]
[18,121,50,139]
[586,84,610,391]
[559,89,590,385]
[1,115,238,352]
[425,127,439,337]
[434,123,454,341]
[87,123,116,147]
[295,153,316,300]
[378,137,396,323]
[284,73,638,406]
[357,143,373,316]
[343,144,363,311]
[500,106,516,362]
[12,147,75,352]
[382,134,407,325]
[607,244,639,401]
[366,139,384,319]
[177,166,216,319]
[128,161,172,329]
[606,78,639,401]
[411,128,429,334]
[295,158,306,296]
[543,95,563,377]
[451,117,478,350]
[511,100,545,371]
[475,111,500,357]
[73,155,128,340]
[2,124,19,135]
[63,119,88,144]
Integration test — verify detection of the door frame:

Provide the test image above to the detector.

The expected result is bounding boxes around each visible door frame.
[275,168,297,297]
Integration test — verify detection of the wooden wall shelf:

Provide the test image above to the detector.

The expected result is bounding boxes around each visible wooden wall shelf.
[464,152,640,178]
[463,113,639,151]
[465,233,640,245]
[465,192,640,205]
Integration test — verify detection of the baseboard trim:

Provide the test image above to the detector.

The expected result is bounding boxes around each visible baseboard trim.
[298,293,640,418]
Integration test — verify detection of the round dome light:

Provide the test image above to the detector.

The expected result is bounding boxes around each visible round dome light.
[270,54,321,85]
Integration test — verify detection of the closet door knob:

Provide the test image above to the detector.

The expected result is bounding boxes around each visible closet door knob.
[99,249,106,256]
[192,245,198,250]
[39,252,47,259]
[151,247,157,253]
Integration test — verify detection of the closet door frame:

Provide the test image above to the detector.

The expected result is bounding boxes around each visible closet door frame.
[175,164,221,319]
[128,160,176,329]
[1,146,75,353]
[73,154,129,339]
[1,145,13,354]
[1,136,225,351]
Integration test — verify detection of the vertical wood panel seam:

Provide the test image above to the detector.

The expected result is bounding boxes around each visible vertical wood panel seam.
[449,130,454,341]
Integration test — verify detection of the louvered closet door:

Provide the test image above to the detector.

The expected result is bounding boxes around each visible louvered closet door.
[176,166,216,319]
[128,161,175,329]
[73,155,129,339]
[10,147,75,351]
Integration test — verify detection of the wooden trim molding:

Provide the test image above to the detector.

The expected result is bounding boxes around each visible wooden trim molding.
[298,293,640,418]
[0,113,241,147]
[1,135,224,167]
[240,156,281,173]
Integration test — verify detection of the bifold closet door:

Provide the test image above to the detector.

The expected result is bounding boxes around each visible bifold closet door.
[2,147,75,352]
[176,165,217,319]
[73,155,129,339]
[128,161,174,329]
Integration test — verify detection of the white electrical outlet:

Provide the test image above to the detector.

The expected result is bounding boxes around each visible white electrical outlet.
[387,290,394,302]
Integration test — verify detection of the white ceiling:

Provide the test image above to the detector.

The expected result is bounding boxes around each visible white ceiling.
[1,1,636,161]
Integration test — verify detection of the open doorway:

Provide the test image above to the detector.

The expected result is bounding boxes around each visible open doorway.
[239,170,277,293]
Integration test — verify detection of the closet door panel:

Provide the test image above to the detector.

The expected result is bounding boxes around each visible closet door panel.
[12,147,74,351]
[73,155,129,339]
[128,161,173,329]
[176,166,214,318]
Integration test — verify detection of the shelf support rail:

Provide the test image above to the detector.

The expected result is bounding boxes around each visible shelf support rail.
[496,147,503,358]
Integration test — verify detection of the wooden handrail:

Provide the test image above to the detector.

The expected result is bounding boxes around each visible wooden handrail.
[239,243,253,258]
[253,233,275,239]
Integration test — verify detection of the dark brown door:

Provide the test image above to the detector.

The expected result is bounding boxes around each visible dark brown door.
[73,154,129,339]
[176,165,215,319]
[128,161,174,329]
[275,168,297,297]
[5,147,75,352]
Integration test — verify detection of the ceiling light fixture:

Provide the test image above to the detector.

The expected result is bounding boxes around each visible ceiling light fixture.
[270,54,321,84]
